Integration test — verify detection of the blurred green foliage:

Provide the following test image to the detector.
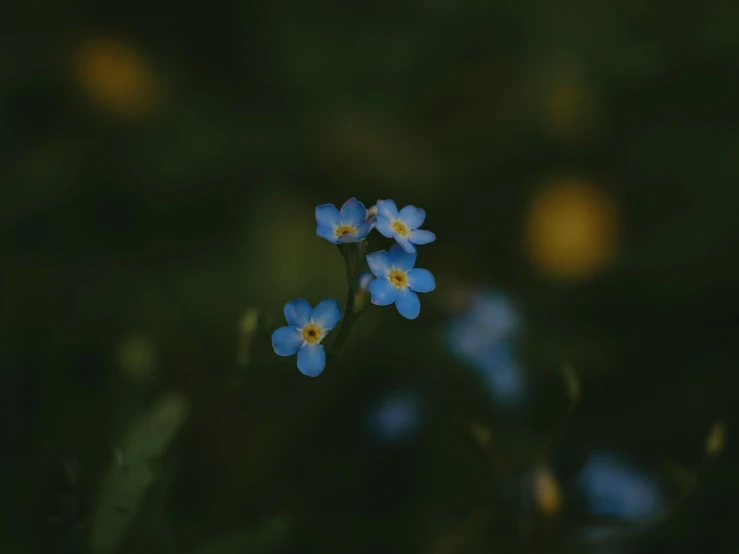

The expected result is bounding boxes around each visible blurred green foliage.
[1,1,738,553]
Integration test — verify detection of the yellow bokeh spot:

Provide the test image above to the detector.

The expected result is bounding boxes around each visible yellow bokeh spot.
[525,178,618,280]
[302,324,321,343]
[392,220,409,237]
[389,269,408,288]
[74,38,158,118]
[534,466,562,516]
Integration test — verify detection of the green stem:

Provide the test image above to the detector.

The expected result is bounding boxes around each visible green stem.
[329,241,373,356]
[329,247,357,355]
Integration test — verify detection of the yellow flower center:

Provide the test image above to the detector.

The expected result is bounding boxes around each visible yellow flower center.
[392,221,408,236]
[389,269,408,288]
[335,225,355,238]
[302,324,321,343]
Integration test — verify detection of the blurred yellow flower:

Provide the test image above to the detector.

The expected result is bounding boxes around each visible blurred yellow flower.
[74,37,158,118]
[534,466,562,516]
[525,178,618,280]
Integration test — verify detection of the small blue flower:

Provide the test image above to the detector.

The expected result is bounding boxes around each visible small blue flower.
[315,197,376,244]
[365,243,436,319]
[375,199,436,253]
[271,298,342,377]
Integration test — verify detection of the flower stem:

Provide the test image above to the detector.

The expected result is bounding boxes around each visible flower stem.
[329,241,370,356]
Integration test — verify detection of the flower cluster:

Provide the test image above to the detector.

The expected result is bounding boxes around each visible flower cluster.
[271,197,437,376]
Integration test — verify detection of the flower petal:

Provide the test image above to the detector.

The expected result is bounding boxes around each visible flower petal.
[388,242,417,270]
[352,220,374,240]
[366,250,392,277]
[376,216,395,238]
[358,272,374,291]
[311,299,342,331]
[408,268,436,293]
[409,229,436,245]
[284,298,312,327]
[396,288,421,319]
[297,344,326,377]
[339,197,367,224]
[394,236,416,254]
[376,199,399,219]
[271,325,302,356]
[369,277,399,306]
[316,224,340,244]
[398,205,426,228]
[337,229,361,243]
[315,203,341,228]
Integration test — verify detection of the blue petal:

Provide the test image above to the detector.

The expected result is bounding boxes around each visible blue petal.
[366,250,391,277]
[388,243,417,270]
[316,224,340,244]
[284,298,312,327]
[408,268,435,293]
[577,452,662,519]
[358,272,374,291]
[376,199,398,219]
[398,205,426,228]
[369,277,399,306]
[297,344,326,377]
[337,229,361,243]
[315,204,341,228]
[339,197,367,224]
[271,326,302,356]
[376,215,395,238]
[394,235,416,254]
[395,288,421,319]
[409,229,436,245]
[311,299,342,331]
[352,220,373,240]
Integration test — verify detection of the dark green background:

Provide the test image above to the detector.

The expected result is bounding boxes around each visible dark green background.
[1,1,738,553]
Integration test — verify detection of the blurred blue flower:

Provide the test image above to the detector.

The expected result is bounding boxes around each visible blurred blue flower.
[271,298,342,377]
[576,451,664,520]
[365,389,423,443]
[375,199,436,253]
[366,243,436,319]
[315,197,376,244]
[479,343,527,406]
[446,289,527,406]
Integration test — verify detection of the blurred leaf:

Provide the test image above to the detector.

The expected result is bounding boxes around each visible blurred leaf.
[89,391,190,554]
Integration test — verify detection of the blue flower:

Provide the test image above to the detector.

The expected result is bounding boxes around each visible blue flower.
[576,451,663,520]
[315,197,376,244]
[365,389,423,444]
[271,298,342,376]
[445,289,527,407]
[365,243,436,319]
[375,199,436,253]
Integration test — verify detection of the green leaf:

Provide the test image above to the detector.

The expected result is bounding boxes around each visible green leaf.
[89,391,190,554]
